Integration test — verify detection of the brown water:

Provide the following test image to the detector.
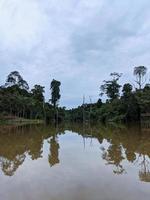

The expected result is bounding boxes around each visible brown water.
[0,124,150,200]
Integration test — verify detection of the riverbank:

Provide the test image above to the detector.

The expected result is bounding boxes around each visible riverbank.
[0,116,44,126]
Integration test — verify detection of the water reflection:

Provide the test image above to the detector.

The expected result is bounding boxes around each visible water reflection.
[0,125,58,176]
[102,144,125,175]
[0,123,150,183]
[48,136,60,167]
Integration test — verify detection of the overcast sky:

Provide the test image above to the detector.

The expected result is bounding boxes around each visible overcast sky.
[0,0,150,108]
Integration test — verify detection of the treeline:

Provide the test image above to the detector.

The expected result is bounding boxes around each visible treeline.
[0,66,150,124]
[67,66,150,123]
[0,71,65,123]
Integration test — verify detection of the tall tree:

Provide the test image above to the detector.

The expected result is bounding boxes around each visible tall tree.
[122,83,133,99]
[133,66,147,90]
[31,85,45,102]
[121,83,140,121]
[6,71,29,90]
[97,98,102,108]
[100,72,122,101]
[50,79,61,108]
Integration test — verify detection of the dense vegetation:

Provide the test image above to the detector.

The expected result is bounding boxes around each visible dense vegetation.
[67,66,150,123]
[0,66,149,124]
[0,71,65,123]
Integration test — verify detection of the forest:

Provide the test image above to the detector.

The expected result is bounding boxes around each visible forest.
[0,66,150,124]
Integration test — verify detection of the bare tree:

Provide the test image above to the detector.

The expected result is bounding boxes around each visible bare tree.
[133,66,147,90]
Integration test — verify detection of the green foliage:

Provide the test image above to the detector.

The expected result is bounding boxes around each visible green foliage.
[97,98,102,108]
[50,79,61,108]
[0,72,63,123]
[6,71,29,90]
[66,69,149,123]
[0,67,149,124]
[122,83,133,98]
[31,85,45,102]
[100,72,122,101]
[137,84,150,113]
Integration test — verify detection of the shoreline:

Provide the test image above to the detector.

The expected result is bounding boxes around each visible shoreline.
[0,117,44,126]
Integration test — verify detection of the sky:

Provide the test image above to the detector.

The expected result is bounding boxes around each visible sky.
[0,0,150,108]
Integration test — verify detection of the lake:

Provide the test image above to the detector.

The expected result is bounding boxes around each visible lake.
[0,123,150,200]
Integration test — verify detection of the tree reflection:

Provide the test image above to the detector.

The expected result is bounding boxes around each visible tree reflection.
[139,155,150,182]
[65,123,150,181]
[48,136,60,167]
[125,149,136,163]
[102,144,125,175]
[0,125,53,176]
[0,123,150,182]
[0,154,25,176]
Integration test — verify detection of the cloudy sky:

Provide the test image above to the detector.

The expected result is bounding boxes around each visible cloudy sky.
[0,0,150,108]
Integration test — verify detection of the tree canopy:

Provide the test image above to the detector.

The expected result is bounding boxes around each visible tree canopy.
[100,73,122,101]
[6,71,29,90]
[50,79,61,108]
[0,66,149,124]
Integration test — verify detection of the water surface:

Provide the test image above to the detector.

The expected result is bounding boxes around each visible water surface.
[0,124,150,200]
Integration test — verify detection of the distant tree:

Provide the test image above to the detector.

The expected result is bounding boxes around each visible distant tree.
[97,98,102,108]
[133,66,147,90]
[31,85,45,102]
[122,83,133,99]
[143,84,150,92]
[121,83,140,121]
[0,72,67,122]
[6,71,29,90]
[50,79,61,108]
[139,83,150,114]
[100,72,122,101]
